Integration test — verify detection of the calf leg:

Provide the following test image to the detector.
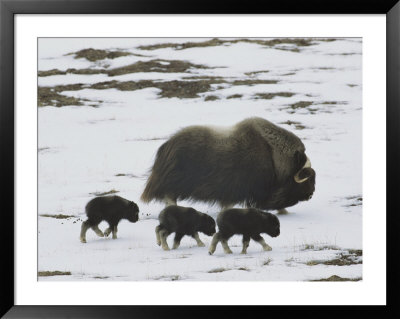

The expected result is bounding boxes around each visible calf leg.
[80,221,90,243]
[220,234,233,254]
[91,224,104,237]
[208,233,220,255]
[104,227,112,237]
[251,234,272,251]
[192,232,205,247]
[241,235,250,254]
[172,232,184,250]
[112,225,118,239]
[159,229,171,251]
[155,225,162,246]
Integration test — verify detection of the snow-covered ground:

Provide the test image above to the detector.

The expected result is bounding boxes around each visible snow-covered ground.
[38,38,362,281]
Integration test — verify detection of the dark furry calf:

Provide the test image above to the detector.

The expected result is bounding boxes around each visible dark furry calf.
[209,208,280,255]
[155,206,216,250]
[80,195,139,243]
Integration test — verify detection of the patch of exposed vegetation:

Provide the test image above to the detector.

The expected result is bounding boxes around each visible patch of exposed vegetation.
[320,101,347,105]
[306,250,363,266]
[279,120,308,130]
[38,87,86,107]
[137,38,332,51]
[115,173,139,178]
[245,70,269,76]
[232,79,278,86]
[204,95,220,101]
[310,275,362,282]
[153,275,181,281]
[275,47,300,53]
[89,79,216,98]
[38,271,71,277]
[237,267,249,271]
[343,195,362,208]
[254,92,295,99]
[71,48,131,62]
[93,276,109,279]
[208,267,229,273]
[40,214,76,219]
[290,101,314,109]
[263,258,272,266]
[347,84,358,87]
[90,189,119,196]
[39,59,210,78]
[39,75,281,104]
[227,94,243,99]
[107,59,210,76]
[300,244,340,251]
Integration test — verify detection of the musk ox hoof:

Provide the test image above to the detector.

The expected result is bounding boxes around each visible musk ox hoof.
[240,251,247,255]
[197,242,206,247]
[104,228,112,237]
[156,240,161,246]
[208,251,214,255]
[80,238,86,243]
[263,245,272,251]
[162,245,170,251]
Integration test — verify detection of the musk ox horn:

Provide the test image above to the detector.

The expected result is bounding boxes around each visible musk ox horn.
[294,157,311,183]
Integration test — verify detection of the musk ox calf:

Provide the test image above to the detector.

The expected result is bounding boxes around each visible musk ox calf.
[141,117,316,213]
[80,195,139,243]
[208,208,280,255]
[155,206,216,250]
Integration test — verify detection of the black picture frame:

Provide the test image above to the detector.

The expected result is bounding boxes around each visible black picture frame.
[1,0,399,317]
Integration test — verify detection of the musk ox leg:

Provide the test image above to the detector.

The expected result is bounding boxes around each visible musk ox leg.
[173,232,184,250]
[159,229,171,251]
[91,224,104,237]
[252,234,272,251]
[277,208,289,215]
[80,221,90,243]
[241,235,250,254]
[112,225,118,239]
[192,232,205,247]
[164,196,177,207]
[155,225,162,246]
[208,233,220,255]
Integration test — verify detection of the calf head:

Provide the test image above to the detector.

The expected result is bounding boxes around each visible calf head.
[200,214,216,236]
[126,201,140,223]
[263,213,280,238]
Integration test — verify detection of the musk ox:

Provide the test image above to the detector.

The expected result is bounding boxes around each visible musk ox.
[156,205,216,250]
[141,117,315,213]
[80,195,139,243]
[208,208,280,255]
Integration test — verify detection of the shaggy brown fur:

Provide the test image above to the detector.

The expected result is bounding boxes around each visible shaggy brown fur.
[141,117,315,210]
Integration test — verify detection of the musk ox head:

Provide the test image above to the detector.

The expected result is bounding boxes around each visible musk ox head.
[141,117,316,211]
[126,201,140,223]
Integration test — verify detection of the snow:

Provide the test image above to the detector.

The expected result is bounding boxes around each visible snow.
[38,38,362,281]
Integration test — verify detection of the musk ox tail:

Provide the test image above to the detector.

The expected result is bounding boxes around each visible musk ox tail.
[141,171,158,203]
[140,139,177,203]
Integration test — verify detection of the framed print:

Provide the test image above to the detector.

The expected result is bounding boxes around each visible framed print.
[1,0,399,317]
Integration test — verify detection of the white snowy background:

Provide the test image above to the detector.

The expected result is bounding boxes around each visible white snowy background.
[38,38,362,281]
